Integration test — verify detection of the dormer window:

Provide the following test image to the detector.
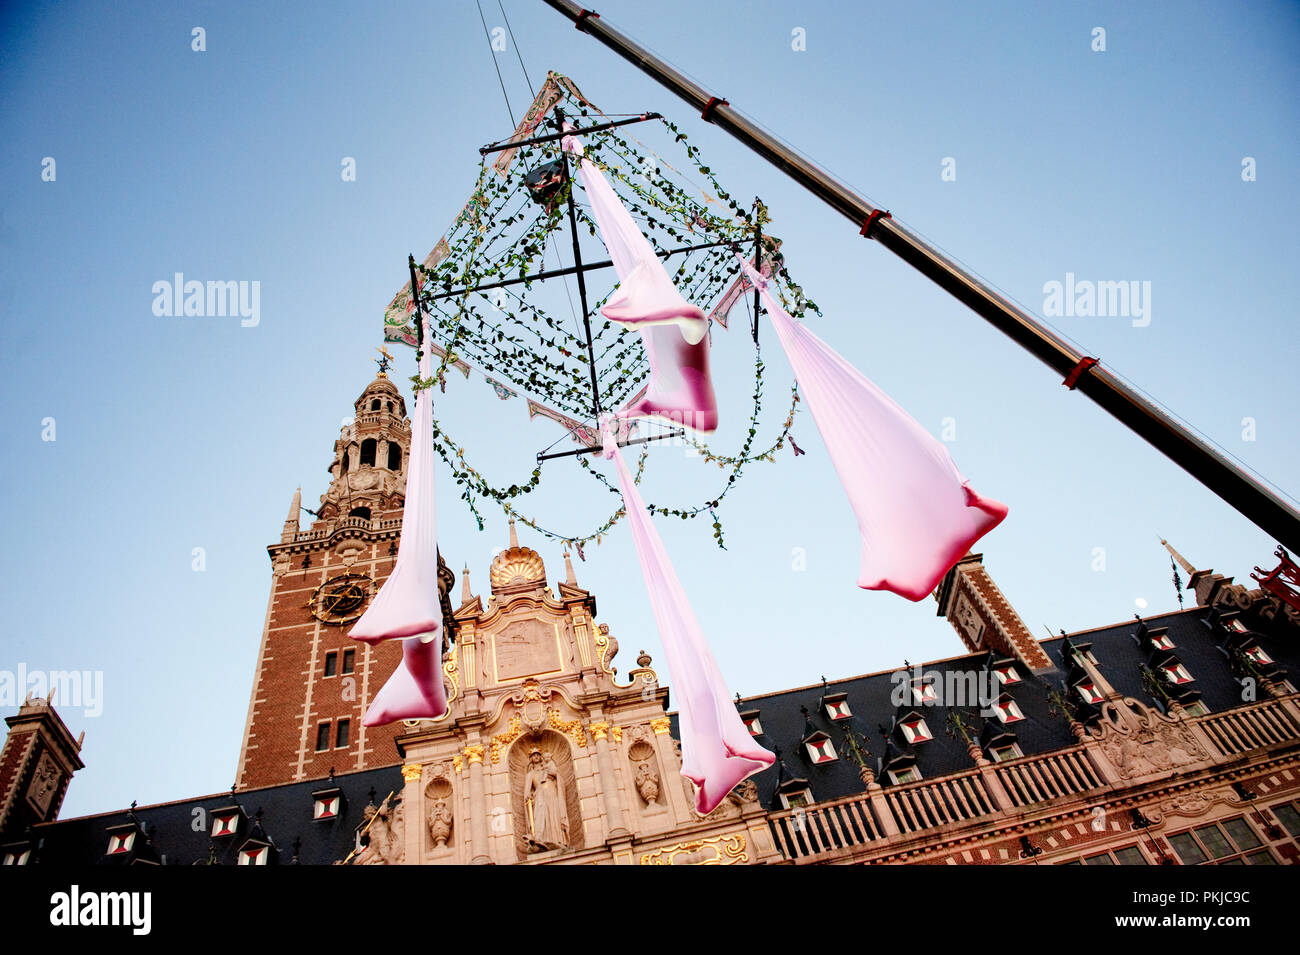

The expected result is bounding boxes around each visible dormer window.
[888,766,921,785]
[211,807,243,838]
[1161,662,1193,684]
[989,742,1022,763]
[313,787,343,821]
[740,710,763,736]
[106,827,137,856]
[900,716,932,744]
[775,778,814,810]
[1151,633,1175,651]
[912,681,937,704]
[803,732,838,764]
[995,665,1021,685]
[1076,681,1104,704]
[822,693,852,721]
[991,695,1024,724]
[1,845,31,865]
[238,843,271,866]
[1246,646,1274,665]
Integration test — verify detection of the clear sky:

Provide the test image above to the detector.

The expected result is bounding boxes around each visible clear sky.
[2,1,1296,818]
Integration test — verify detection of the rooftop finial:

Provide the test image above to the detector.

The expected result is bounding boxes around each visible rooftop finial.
[375,345,393,377]
[1160,537,1198,576]
[563,546,577,586]
[461,564,473,603]
[509,516,519,549]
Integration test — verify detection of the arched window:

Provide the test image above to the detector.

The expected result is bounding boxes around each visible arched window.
[370,399,381,411]
[387,444,401,470]
[340,449,350,473]
[386,401,394,413]
[360,438,377,467]
[348,506,371,520]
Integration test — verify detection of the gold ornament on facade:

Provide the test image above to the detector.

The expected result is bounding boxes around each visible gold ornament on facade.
[451,754,464,775]
[639,833,748,866]
[589,721,610,742]
[463,744,485,765]
[401,764,423,782]
[490,715,525,763]
[489,547,547,592]
[547,709,588,747]
[650,717,672,736]
[611,726,623,743]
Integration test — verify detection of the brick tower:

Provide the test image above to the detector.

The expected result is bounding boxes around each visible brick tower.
[235,372,455,790]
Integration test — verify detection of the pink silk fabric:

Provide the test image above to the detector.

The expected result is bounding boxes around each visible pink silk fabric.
[563,129,718,434]
[737,257,1008,601]
[350,313,448,724]
[601,420,774,814]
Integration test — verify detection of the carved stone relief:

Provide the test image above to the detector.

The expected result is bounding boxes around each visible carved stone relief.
[1094,697,1208,780]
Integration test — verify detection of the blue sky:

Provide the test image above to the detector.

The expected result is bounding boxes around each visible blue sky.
[2,0,1296,818]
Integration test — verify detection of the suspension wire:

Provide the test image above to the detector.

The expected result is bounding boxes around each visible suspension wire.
[476,0,515,124]
[497,0,537,100]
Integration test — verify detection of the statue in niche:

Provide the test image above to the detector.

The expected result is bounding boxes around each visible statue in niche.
[428,799,453,848]
[524,748,569,851]
[634,762,661,805]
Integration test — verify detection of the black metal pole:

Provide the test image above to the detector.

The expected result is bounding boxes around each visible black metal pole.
[538,428,685,462]
[555,107,604,418]
[545,0,1300,551]
[408,254,425,352]
[480,112,662,154]
[427,239,733,302]
[751,200,761,345]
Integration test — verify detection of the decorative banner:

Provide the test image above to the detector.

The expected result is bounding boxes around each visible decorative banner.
[527,399,599,448]
[384,237,452,347]
[706,240,781,329]
[486,376,518,401]
[492,72,596,178]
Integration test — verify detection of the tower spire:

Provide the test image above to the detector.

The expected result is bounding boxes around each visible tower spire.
[1160,538,1198,576]
[281,487,301,544]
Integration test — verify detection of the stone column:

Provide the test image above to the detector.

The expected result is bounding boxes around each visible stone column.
[401,763,423,865]
[464,743,491,864]
[588,720,629,838]
[969,743,1014,811]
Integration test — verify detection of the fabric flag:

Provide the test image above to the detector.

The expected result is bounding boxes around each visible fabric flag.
[737,257,1007,601]
[350,312,448,724]
[601,419,774,814]
[562,127,719,434]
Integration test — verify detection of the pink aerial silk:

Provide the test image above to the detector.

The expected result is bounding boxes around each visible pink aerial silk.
[601,420,774,814]
[737,257,1008,601]
[350,312,448,724]
[563,128,718,434]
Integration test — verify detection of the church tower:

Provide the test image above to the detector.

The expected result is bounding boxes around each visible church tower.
[235,372,455,790]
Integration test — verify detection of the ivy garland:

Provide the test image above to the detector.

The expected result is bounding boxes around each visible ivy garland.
[404,89,821,550]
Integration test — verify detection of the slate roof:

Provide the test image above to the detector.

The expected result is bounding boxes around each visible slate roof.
[691,606,1300,811]
[22,764,403,865]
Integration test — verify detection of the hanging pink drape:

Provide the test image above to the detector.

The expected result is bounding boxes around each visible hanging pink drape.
[350,311,448,724]
[563,128,718,434]
[602,420,773,814]
[738,257,1008,601]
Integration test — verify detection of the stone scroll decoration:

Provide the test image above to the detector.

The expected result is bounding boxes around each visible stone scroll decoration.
[1092,697,1209,781]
